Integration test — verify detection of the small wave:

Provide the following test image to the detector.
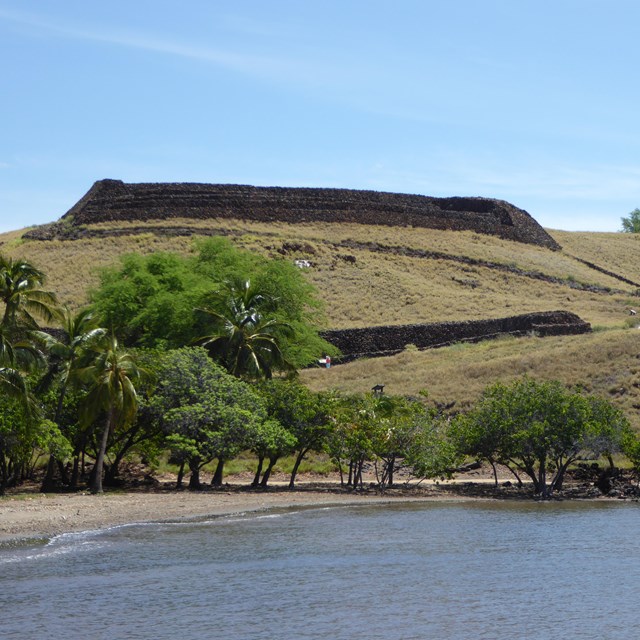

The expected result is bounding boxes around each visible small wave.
[0,524,130,565]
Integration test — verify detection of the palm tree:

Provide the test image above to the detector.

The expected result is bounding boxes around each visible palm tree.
[72,333,142,494]
[0,255,53,405]
[35,307,106,414]
[33,307,106,490]
[0,255,57,332]
[0,321,43,421]
[195,280,294,380]
[0,356,32,409]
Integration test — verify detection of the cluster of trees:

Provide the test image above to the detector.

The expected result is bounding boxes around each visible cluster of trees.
[2,240,640,500]
[0,240,337,494]
[451,378,635,498]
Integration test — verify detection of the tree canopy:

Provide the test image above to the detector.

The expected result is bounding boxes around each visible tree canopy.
[195,279,295,379]
[620,208,640,233]
[150,347,267,488]
[452,377,632,497]
[89,237,335,368]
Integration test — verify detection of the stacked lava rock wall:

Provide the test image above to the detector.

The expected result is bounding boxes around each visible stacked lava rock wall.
[321,311,590,361]
[59,179,560,250]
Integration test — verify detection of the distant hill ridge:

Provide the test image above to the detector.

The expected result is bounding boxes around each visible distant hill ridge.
[36,179,560,250]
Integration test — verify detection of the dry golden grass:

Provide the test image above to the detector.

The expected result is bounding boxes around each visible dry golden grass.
[551,229,640,285]
[4,218,636,330]
[0,233,197,308]
[2,215,640,426]
[301,327,640,430]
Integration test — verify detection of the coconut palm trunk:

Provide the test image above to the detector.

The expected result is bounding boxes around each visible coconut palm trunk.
[73,333,143,495]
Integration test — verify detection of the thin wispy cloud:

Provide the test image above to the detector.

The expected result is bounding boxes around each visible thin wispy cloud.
[0,6,427,115]
[0,7,306,81]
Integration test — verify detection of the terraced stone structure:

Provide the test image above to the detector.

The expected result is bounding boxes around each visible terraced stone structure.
[322,311,590,361]
[58,179,560,250]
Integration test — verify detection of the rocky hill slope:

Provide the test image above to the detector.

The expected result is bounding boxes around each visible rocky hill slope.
[27,179,560,250]
[4,180,640,425]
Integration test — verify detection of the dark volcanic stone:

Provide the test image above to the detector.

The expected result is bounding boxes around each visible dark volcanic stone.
[321,310,590,361]
[56,179,561,250]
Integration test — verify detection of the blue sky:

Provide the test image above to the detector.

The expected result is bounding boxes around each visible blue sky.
[1,0,639,234]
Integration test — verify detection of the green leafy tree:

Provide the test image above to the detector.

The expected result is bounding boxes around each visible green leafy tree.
[38,385,87,488]
[150,347,267,489]
[326,393,375,488]
[0,395,70,494]
[327,392,455,489]
[370,395,456,487]
[620,208,640,233]
[73,333,144,494]
[247,256,334,368]
[583,395,633,469]
[259,380,333,488]
[196,279,295,379]
[456,377,631,498]
[89,252,208,348]
[449,408,527,487]
[249,418,296,487]
[0,255,57,332]
[622,430,640,479]
[89,238,336,366]
[34,307,106,490]
[405,418,459,483]
[0,397,34,493]
[0,255,56,417]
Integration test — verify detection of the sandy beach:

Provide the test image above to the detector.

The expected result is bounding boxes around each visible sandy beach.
[0,486,452,542]
[0,464,617,543]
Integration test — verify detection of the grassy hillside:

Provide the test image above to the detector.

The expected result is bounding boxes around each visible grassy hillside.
[2,216,640,426]
[303,329,640,428]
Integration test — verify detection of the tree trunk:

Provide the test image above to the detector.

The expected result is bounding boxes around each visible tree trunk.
[538,458,548,498]
[188,459,201,490]
[104,444,131,485]
[387,454,396,487]
[337,459,345,487]
[211,459,225,487]
[552,459,573,493]
[70,455,80,489]
[490,460,499,487]
[91,411,113,494]
[41,382,69,492]
[260,456,279,487]
[104,430,138,485]
[57,459,70,485]
[252,456,264,487]
[504,462,523,487]
[40,455,57,492]
[176,460,185,489]
[355,458,364,488]
[0,452,6,495]
[288,448,308,489]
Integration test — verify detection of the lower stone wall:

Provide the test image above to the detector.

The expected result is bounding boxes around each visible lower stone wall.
[321,311,591,361]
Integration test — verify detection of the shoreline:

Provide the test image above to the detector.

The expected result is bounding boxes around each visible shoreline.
[0,486,460,543]
[0,479,621,544]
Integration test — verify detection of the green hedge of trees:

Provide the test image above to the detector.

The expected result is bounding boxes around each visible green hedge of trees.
[1,245,639,498]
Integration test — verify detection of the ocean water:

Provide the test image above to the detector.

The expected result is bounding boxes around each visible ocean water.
[2,500,639,640]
